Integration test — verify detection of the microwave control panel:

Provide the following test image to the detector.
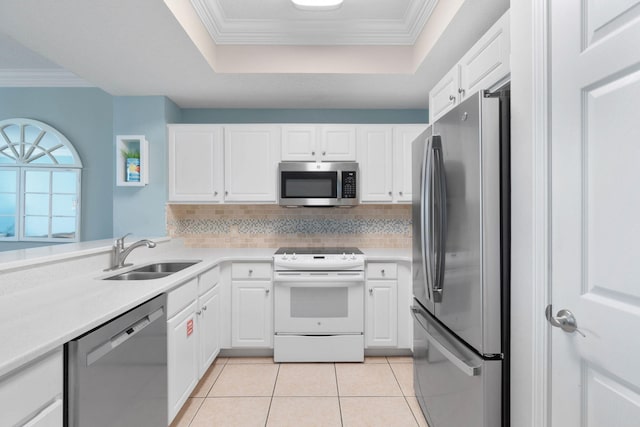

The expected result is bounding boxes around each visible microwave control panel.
[341,171,357,199]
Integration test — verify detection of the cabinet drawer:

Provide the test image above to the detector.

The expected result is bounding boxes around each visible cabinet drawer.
[231,262,272,280]
[167,278,198,318]
[199,265,220,295]
[366,263,397,279]
[0,348,62,427]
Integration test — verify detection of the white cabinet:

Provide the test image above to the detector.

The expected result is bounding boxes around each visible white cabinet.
[365,263,398,348]
[167,267,221,423]
[429,10,510,122]
[281,125,356,162]
[231,262,273,348]
[357,126,394,202]
[197,283,220,377]
[168,125,224,202]
[0,348,63,427]
[358,125,425,203]
[224,125,280,202]
[167,278,199,423]
[393,125,424,202]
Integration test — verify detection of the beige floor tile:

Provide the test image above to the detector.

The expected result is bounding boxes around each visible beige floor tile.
[390,363,415,396]
[406,396,431,427]
[340,397,418,427]
[169,397,203,427]
[208,364,279,397]
[191,359,225,397]
[266,397,341,427]
[364,356,389,364]
[226,356,275,364]
[387,356,414,364]
[335,363,402,396]
[190,397,271,427]
[274,363,338,396]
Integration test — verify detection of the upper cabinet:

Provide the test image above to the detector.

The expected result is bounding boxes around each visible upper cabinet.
[168,125,224,203]
[429,10,510,122]
[358,125,426,203]
[281,125,356,162]
[224,125,281,203]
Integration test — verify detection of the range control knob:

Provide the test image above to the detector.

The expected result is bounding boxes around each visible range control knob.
[351,253,357,260]
[342,252,347,260]
[282,252,288,260]
[292,253,297,260]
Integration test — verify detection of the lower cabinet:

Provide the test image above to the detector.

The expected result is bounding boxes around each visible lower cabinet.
[365,263,399,348]
[0,348,63,427]
[231,281,273,347]
[167,266,222,423]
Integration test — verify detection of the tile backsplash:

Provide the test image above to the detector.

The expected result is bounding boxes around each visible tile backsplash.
[167,204,411,248]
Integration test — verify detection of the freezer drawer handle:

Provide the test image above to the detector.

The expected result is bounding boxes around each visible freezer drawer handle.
[411,306,481,377]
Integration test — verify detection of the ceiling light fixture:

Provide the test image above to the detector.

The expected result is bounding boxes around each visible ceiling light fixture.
[291,0,344,11]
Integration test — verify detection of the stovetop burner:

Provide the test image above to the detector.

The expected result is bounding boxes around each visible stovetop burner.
[275,247,363,255]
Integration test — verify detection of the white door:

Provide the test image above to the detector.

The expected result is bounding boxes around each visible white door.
[365,280,397,348]
[231,281,273,347]
[550,1,640,425]
[198,286,220,377]
[393,125,425,202]
[357,126,393,202]
[167,301,198,422]
[320,125,357,161]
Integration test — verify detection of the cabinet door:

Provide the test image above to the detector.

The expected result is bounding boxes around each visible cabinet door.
[167,301,198,423]
[320,125,356,161]
[393,126,425,203]
[429,66,460,123]
[459,10,510,100]
[365,280,398,348]
[232,281,273,347]
[281,125,317,161]
[198,286,220,377]
[357,126,393,202]
[168,125,224,202]
[224,126,280,202]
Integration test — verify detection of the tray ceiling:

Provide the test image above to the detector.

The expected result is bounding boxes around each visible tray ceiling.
[191,0,438,45]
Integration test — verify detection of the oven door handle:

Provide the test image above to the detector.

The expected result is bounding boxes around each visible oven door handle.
[274,260,364,269]
[274,276,364,285]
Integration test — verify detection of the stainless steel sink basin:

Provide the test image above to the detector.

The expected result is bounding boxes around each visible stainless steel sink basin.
[103,261,201,281]
[132,262,200,273]
[104,271,172,281]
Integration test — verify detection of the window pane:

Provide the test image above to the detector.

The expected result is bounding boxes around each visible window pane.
[38,132,62,150]
[52,217,75,239]
[25,194,49,215]
[52,195,76,216]
[52,171,77,193]
[30,154,55,165]
[24,216,48,238]
[24,125,43,144]
[1,124,20,143]
[0,216,15,237]
[50,146,74,164]
[0,194,16,215]
[0,170,16,192]
[25,170,50,192]
[0,149,17,163]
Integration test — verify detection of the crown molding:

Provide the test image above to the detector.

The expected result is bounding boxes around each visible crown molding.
[0,69,93,87]
[190,0,439,45]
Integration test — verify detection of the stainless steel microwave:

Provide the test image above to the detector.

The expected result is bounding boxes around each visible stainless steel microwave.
[278,162,359,207]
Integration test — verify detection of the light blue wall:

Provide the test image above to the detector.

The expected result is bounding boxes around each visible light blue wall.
[0,88,114,252]
[181,108,428,124]
[112,96,180,238]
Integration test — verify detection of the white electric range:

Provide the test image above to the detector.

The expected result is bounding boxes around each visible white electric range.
[272,247,365,362]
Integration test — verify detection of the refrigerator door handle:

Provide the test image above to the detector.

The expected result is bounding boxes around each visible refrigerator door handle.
[411,306,481,377]
[421,137,435,300]
[431,137,446,302]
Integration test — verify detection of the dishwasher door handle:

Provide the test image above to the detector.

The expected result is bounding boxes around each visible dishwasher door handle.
[86,307,164,366]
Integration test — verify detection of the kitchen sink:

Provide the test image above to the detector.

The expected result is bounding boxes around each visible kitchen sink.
[103,261,201,281]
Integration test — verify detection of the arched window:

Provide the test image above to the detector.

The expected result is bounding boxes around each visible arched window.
[0,118,82,242]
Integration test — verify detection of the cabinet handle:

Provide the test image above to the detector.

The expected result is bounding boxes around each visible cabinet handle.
[225,191,228,196]
[369,289,373,295]
[248,269,253,276]
[265,289,270,295]
[214,191,218,196]
[312,151,315,155]
[458,88,465,96]
[381,269,385,275]
[203,306,208,311]
[196,310,202,315]
[322,151,326,156]
[399,191,403,196]
[388,191,392,196]
[449,95,456,102]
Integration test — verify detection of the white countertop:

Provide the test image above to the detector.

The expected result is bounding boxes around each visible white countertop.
[0,240,409,378]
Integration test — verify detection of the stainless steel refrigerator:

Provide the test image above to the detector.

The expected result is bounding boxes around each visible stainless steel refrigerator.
[412,87,510,427]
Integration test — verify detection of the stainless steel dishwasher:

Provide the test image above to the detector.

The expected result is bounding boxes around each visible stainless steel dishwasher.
[65,294,167,427]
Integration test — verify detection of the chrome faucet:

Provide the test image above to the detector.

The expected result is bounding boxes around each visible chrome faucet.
[105,233,156,271]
